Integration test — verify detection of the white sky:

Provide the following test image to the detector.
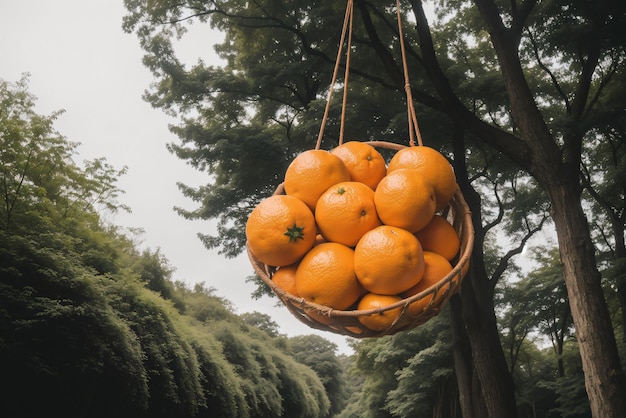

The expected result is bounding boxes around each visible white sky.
[0,0,354,354]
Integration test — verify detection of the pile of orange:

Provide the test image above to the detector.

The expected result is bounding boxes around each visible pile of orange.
[246,141,461,332]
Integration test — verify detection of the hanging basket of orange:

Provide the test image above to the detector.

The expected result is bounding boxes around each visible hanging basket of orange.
[244,0,474,338]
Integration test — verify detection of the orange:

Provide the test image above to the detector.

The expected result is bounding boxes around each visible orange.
[414,215,460,261]
[271,263,299,296]
[246,194,316,266]
[284,149,350,211]
[374,168,436,233]
[330,141,387,190]
[387,146,457,211]
[401,251,453,316]
[343,326,364,336]
[315,181,381,247]
[304,309,333,325]
[354,225,425,295]
[295,242,362,310]
[356,293,403,331]
[315,234,328,246]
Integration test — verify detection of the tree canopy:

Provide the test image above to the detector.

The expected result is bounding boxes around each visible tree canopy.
[122,0,626,416]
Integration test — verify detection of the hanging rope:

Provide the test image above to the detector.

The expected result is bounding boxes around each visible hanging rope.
[339,1,355,145]
[316,0,354,150]
[395,0,423,146]
[316,0,422,149]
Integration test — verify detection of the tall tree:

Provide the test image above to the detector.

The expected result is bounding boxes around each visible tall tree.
[406,1,626,415]
[122,4,546,417]
[123,0,626,416]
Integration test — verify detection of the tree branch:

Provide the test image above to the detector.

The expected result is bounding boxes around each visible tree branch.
[526,27,570,113]
[471,0,561,176]
[407,0,533,171]
[490,214,548,291]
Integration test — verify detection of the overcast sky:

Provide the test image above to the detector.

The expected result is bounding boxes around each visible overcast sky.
[0,0,355,353]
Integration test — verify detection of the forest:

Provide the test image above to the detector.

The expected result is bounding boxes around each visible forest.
[2,0,626,417]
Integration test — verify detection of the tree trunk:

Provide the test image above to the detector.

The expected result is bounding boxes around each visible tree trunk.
[556,339,565,379]
[461,268,519,418]
[611,218,626,343]
[450,295,477,418]
[619,284,626,344]
[449,125,517,418]
[546,181,626,418]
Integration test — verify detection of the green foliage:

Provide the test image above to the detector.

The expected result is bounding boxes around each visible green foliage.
[334,353,366,418]
[273,353,332,418]
[385,339,455,418]
[241,311,283,338]
[105,277,209,416]
[208,321,331,418]
[496,247,594,417]
[104,0,626,415]
[289,334,349,416]
[122,0,429,257]
[212,322,284,416]
[345,314,458,418]
[511,343,560,418]
[130,248,182,306]
[0,76,335,418]
[0,75,130,276]
[0,236,150,417]
[581,119,626,339]
[500,248,573,376]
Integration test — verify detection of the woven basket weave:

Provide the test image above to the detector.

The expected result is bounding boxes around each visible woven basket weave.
[246,141,474,338]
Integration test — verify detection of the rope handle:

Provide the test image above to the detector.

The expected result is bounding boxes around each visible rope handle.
[316,0,423,150]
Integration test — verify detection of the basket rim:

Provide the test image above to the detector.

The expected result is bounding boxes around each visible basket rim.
[246,140,475,334]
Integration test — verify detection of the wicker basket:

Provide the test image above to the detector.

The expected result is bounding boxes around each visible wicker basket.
[246,141,474,338]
